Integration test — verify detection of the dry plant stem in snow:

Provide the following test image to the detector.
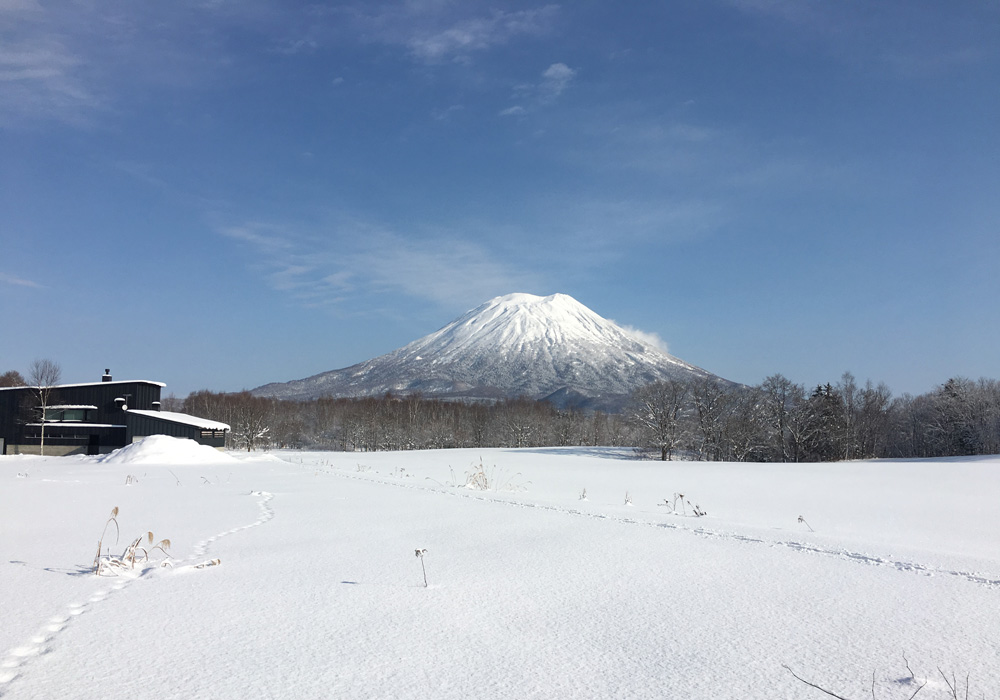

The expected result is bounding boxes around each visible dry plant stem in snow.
[658,494,707,517]
[798,515,815,532]
[459,460,529,492]
[781,656,986,700]
[122,532,171,568]
[465,461,490,490]
[415,548,428,588]
[93,507,120,573]
[937,668,972,700]
[97,531,172,576]
[93,507,172,576]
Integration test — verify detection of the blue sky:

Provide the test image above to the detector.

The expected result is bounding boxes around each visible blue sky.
[2,0,998,398]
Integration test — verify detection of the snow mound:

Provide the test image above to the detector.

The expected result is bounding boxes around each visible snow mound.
[98,435,237,465]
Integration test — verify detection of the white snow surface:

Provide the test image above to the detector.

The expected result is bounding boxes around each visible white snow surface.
[97,435,237,464]
[2,440,998,699]
[254,293,718,405]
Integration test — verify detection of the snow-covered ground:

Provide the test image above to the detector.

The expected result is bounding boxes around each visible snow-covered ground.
[1,438,998,699]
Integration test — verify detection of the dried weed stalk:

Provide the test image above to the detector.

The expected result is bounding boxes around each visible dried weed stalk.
[93,507,120,573]
[93,507,172,576]
[415,548,428,588]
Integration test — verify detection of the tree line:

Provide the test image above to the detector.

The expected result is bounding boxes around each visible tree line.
[4,364,997,460]
[173,391,632,453]
[630,373,1000,462]
[173,372,1000,461]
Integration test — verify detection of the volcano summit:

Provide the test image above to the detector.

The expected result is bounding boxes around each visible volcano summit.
[252,293,727,411]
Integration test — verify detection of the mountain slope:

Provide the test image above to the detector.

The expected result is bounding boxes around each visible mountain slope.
[252,293,726,410]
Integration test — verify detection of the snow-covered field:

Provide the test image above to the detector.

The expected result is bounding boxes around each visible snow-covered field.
[1,437,998,699]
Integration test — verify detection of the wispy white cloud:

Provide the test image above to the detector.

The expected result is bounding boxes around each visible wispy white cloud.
[431,104,463,121]
[218,223,295,253]
[325,2,558,64]
[539,62,575,100]
[0,0,42,10]
[0,0,308,127]
[0,1,213,127]
[572,198,727,247]
[664,123,716,143]
[399,5,559,63]
[617,324,670,353]
[218,218,540,311]
[568,103,860,200]
[0,272,43,288]
[724,154,858,193]
[878,46,990,79]
[0,36,99,126]
[0,1,561,126]
[269,38,318,55]
[112,160,231,210]
[343,232,538,306]
[500,61,576,117]
[722,0,818,24]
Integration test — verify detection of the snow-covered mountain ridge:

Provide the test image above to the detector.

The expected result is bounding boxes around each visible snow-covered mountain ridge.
[253,293,728,410]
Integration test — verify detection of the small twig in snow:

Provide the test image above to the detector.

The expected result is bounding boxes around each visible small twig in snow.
[415,548,428,588]
[783,664,853,700]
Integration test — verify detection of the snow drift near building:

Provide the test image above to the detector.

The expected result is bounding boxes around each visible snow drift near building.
[253,293,728,410]
[97,435,237,465]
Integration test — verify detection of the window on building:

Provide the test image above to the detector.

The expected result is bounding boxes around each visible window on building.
[43,407,90,422]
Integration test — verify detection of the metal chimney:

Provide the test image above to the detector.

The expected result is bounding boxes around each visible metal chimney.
[102,369,112,382]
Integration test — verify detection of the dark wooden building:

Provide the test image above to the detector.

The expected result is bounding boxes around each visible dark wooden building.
[0,370,229,455]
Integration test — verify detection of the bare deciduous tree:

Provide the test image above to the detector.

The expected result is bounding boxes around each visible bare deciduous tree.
[689,377,733,461]
[0,370,26,387]
[228,392,273,451]
[760,374,805,462]
[629,379,689,460]
[28,359,62,456]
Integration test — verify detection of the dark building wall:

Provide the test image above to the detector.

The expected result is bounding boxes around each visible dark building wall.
[0,381,163,454]
[77,381,163,423]
[20,425,127,456]
[125,414,227,448]
[0,389,24,447]
[126,413,195,441]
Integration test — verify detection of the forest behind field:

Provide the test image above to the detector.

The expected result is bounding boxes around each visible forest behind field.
[178,373,1000,462]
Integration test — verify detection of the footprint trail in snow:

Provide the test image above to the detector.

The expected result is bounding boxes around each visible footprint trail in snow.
[0,490,273,697]
[327,468,1000,591]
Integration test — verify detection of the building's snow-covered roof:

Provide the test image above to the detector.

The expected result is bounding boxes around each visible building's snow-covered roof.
[48,405,99,411]
[0,379,166,391]
[126,409,230,431]
[59,379,167,389]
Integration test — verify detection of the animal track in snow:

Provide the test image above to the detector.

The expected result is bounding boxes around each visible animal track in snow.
[0,490,275,697]
[189,490,273,561]
[324,467,1000,591]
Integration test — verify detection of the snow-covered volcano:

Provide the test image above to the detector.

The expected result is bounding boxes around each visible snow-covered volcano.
[253,293,726,410]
